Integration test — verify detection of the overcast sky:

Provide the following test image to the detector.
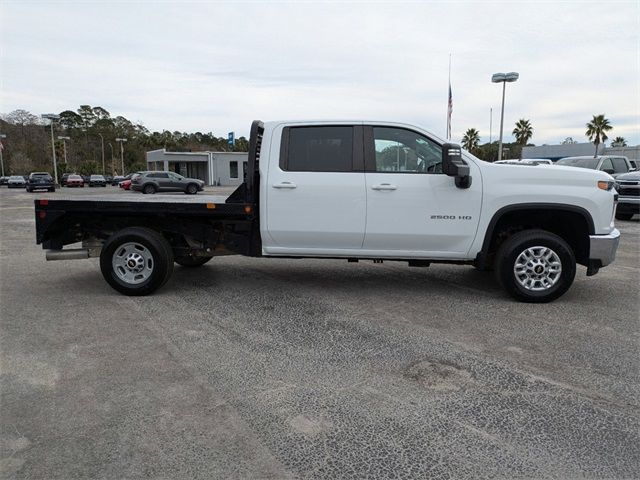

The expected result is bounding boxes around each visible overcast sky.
[1,0,638,146]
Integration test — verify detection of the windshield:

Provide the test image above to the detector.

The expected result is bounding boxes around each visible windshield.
[10,176,23,180]
[91,175,104,180]
[556,158,599,169]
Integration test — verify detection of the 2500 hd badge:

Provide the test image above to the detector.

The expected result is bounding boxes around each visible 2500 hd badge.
[431,215,473,220]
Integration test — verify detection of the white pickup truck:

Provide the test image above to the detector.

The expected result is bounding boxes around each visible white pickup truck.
[34,120,620,302]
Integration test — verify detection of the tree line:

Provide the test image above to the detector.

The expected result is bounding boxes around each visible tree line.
[460,114,627,160]
[0,105,249,176]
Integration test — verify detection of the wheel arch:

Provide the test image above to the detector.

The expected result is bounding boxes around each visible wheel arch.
[476,203,594,269]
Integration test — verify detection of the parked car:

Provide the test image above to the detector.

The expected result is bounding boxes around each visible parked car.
[61,173,73,186]
[629,159,638,171]
[7,175,27,188]
[89,174,107,187]
[556,155,633,178]
[614,171,640,220]
[104,175,113,184]
[111,175,125,186]
[66,174,84,187]
[0,176,9,186]
[119,179,132,190]
[131,171,205,194]
[26,172,55,192]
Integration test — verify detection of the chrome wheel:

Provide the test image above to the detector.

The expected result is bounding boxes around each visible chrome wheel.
[112,242,154,285]
[513,246,562,291]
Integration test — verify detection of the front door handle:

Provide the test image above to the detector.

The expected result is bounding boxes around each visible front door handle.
[273,182,297,189]
[371,183,397,191]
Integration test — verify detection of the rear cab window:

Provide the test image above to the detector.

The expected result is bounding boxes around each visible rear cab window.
[280,126,362,172]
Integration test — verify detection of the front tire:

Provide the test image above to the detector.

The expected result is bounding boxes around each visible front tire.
[175,255,213,267]
[495,229,576,303]
[100,227,174,296]
[143,184,156,194]
[185,183,198,195]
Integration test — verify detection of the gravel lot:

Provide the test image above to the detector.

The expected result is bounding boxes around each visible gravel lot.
[1,186,639,479]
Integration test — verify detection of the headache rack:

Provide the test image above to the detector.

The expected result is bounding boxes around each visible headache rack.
[226,119,264,206]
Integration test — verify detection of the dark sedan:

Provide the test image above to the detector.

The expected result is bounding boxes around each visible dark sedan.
[89,174,107,187]
[26,172,55,192]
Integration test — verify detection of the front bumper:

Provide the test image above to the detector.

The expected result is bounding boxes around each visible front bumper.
[589,228,620,269]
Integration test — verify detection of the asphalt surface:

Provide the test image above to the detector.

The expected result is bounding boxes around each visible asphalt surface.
[1,186,639,479]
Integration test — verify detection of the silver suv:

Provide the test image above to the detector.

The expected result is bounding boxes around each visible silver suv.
[131,171,205,195]
[556,155,634,178]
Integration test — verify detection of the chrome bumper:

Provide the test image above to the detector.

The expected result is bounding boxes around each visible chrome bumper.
[589,228,620,267]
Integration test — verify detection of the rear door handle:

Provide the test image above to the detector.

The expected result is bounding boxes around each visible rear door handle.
[273,182,297,189]
[371,183,397,191]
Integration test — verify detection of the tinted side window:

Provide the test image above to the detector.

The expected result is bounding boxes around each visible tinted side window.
[600,158,614,172]
[611,157,628,173]
[285,126,353,172]
[372,127,442,173]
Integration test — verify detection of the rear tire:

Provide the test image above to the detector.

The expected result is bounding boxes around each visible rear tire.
[175,255,213,267]
[495,229,576,303]
[615,212,634,221]
[100,227,174,296]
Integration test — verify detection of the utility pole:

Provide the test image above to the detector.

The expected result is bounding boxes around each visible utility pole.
[98,133,105,175]
[58,136,70,165]
[42,114,61,184]
[115,138,127,176]
[0,134,6,177]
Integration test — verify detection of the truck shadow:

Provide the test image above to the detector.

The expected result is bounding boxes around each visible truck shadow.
[170,260,505,300]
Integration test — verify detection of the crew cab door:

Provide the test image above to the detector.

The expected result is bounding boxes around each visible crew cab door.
[264,124,366,253]
[362,126,482,257]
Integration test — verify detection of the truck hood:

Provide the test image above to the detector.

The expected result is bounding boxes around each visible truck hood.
[480,160,614,185]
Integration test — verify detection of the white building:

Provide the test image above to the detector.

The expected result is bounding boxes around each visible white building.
[146,149,249,186]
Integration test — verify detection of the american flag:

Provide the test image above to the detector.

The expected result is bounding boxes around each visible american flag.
[447,83,453,140]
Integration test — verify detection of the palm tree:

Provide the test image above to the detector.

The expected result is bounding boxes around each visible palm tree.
[512,119,533,159]
[461,128,480,153]
[611,136,627,147]
[585,114,612,157]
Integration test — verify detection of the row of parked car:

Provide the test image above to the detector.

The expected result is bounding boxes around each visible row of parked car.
[0,170,206,196]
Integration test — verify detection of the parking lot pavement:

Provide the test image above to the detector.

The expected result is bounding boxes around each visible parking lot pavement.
[1,186,639,479]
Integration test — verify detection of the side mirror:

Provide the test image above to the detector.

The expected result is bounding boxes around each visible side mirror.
[603,168,615,175]
[442,143,472,189]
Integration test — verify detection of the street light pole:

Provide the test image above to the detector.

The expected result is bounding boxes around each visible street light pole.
[491,72,519,162]
[58,136,70,165]
[0,133,6,177]
[107,143,114,174]
[115,138,127,175]
[98,133,105,175]
[42,114,61,184]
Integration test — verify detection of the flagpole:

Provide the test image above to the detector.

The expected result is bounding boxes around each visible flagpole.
[447,54,452,139]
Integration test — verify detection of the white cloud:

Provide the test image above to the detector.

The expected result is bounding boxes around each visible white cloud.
[1,0,638,145]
